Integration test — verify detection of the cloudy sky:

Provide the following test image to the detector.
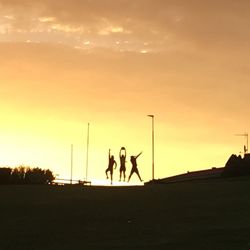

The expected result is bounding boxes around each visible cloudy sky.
[0,0,250,183]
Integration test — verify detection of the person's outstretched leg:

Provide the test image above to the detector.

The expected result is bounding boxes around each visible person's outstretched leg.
[136,171,143,182]
[128,171,133,182]
[105,169,109,179]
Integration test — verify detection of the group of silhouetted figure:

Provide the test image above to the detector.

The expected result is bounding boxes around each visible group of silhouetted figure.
[105,147,143,184]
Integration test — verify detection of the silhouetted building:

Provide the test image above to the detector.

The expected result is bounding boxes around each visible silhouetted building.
[145,153,250,185]
[146,167,224,184]
[222,153,250,177]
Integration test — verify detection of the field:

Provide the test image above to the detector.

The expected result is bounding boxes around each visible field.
[1,177,250,250]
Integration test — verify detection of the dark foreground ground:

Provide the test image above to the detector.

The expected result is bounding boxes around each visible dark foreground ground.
[1,177,250,250]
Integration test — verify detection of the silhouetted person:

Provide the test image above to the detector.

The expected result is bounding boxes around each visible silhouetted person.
[119,147,127,181]
[105,149,117,184]
[128,152,143,182]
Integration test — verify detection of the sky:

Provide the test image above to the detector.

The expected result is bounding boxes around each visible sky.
[1,0,250,184]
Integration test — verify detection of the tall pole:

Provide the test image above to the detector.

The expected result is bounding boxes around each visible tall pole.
[235,132,248,154]
[148,115,155,180]
[85,123,90,181]
[71,144,73,184]
[247,133,249,153]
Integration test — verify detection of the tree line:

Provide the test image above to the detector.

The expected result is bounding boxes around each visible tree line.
[0,166,55,184]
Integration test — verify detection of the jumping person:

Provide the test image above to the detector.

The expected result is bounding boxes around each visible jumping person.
[105,149,117,184]
[128,152,143,182]
[119,147,126,182]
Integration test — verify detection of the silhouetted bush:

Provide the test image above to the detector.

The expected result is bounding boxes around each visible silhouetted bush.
[11,166,26,184]
[44,169,54,184]
[0,166,55,184]
[25,168,54,184]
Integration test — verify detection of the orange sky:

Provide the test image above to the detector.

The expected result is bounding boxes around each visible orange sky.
[0,0,250,183]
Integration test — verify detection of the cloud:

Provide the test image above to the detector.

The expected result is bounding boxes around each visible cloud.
[0,0,249,52]
[38,16,55,23]
[1,1,250,116]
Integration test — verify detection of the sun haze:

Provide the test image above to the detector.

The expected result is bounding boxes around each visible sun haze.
[0,0,249,183]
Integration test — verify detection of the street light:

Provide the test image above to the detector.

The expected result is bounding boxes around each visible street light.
[148,115,155,180]
[85,123,90,181]
[70,144,73,185]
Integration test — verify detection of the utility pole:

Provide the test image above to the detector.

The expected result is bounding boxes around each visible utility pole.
[70,144,73,184]
[85,123,90,181]
[148,115,155,180]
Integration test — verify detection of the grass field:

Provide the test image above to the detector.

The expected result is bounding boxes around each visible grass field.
[1,177,250,250]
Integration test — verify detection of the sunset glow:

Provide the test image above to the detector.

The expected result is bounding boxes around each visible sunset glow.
[0,0,249,183]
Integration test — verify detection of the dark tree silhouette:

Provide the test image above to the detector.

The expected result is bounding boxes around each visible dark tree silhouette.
[0,166,55,184]
[11,166,26,184]
[44,169,54,184]
[25,167,55,184]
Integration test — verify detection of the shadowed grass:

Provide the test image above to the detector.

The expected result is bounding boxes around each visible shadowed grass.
[1,177,250,249]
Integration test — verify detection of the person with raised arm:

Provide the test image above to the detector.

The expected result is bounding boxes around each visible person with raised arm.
[119,147,127,182]
[128,152,143,182]
[105,149,117,185]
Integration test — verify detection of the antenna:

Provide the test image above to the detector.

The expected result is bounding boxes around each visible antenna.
[235,132,248,154]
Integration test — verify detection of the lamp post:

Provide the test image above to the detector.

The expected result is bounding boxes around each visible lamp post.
[85,123,90,181]
[148,115,155,180]
[70,144,73,184]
